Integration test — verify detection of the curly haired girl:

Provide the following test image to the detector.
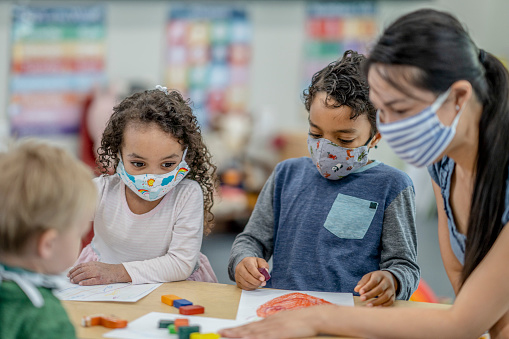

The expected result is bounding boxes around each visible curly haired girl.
[68,86,218,285]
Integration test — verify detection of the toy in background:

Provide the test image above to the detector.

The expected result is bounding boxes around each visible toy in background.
[205,107,279,233]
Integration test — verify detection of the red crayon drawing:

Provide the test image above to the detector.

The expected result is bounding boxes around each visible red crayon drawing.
[256,292,332,318]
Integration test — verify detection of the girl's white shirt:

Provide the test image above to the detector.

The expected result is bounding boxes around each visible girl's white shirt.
[91,175,204,284]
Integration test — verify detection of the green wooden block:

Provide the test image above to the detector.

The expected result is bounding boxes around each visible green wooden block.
[159,319,174,328]
[178,325,200,339]
[168,324,177,334]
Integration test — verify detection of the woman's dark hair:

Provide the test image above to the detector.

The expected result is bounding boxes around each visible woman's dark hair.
[366,9,509,285]
[303,50,377,137]
[97,89,218,235]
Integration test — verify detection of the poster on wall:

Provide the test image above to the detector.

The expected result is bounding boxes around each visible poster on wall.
[165,4,251,129]
[9,5,106,137]
[304,2,377,86]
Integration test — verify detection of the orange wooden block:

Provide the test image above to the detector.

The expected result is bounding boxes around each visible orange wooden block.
[174,318,189,330]
[81,314,128,329]
[161,294,182,306]
[81,314,102,327]
[101,316,128,328]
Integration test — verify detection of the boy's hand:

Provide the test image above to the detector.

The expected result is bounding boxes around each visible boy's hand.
[235,257,269,290]
[67,262,131,286]
[354,270,398,307]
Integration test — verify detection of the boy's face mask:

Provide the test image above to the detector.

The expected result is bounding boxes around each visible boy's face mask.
[307,136,370,180]
[116,149,190,201]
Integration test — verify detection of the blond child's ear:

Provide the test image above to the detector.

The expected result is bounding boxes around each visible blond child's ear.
[37,229,59,260]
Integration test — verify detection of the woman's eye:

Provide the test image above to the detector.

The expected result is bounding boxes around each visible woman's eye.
[339,139,354,144]
[131,162,144,168]
[308,132,321,139]
[162,163,176,168]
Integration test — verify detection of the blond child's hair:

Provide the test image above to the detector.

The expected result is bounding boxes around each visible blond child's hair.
[0,140,96,254]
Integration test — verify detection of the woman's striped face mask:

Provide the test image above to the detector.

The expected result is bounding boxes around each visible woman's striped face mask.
[116,149,190,201]
[376,88,463,167]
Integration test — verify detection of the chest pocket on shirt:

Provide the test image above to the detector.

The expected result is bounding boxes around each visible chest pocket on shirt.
[324,193,378,239]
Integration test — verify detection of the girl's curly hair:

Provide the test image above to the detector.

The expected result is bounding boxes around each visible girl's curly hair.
[97,88,218,235]
[303,50,377,136]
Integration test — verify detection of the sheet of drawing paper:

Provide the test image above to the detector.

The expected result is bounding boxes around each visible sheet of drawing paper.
[236,288,354,322]
[104,312,244,338]
[54,281,162,302]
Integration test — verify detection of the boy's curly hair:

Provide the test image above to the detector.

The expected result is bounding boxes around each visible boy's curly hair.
[303,50,377,136]
[97,89,218,235]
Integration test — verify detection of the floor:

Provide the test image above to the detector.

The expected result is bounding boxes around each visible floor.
[201,216,455,301]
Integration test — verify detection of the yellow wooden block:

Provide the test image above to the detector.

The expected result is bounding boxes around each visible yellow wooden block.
[190,333,220,339]
[161,294,182,306]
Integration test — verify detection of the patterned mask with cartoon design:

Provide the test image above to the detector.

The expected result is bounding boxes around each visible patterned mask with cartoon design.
[307,136,370,180]
[116,149,190,201]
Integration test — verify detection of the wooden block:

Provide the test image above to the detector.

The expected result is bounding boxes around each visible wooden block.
[174,318,190,330]
[179,305,205,315]
[158,319,174,328]
[100,316,128,329]
[173,299,193,308]
[81,314,127,329]
[168,324,177,334]
[81,314,103,327]
[190,333,220,339]
[178,325,200,339]
[161,294,182,306]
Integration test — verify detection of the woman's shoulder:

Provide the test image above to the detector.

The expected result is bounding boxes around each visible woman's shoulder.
[427,156,453,186]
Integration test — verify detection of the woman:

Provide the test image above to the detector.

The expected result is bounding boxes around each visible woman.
[219,9,509,339]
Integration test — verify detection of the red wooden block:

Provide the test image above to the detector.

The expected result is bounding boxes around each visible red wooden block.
[179,305,205,315]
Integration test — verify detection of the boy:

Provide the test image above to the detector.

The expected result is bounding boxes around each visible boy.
[0,140,96,338]
[228,50,420,306]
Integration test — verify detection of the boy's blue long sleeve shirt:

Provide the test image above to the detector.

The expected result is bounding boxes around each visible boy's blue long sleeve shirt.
[228,157,420,299]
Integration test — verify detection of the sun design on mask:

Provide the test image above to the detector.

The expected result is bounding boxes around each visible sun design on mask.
[147,178,155,187]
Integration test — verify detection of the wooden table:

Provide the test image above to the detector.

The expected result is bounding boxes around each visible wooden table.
[62,281,451,339]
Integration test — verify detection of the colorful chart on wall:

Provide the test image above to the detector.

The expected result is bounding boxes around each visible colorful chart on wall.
[165,4,251,129]
[236,288,354,323]
[304,1,377,86]
[9,5,106,137]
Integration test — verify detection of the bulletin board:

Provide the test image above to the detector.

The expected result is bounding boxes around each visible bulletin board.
[165,4,251,129]
[304,1,377,85]
[9,5,106,137]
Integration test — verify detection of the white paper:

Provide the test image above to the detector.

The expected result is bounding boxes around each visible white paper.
[54,281,162,302]
[104,312,244,339]
[236,288,354,322]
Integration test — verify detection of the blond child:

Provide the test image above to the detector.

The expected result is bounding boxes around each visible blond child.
[0,140,96,339]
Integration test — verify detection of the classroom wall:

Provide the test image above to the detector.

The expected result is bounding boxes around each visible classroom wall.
[0,0,508,154]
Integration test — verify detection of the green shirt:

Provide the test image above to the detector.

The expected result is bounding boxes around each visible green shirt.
[0,280,76,339]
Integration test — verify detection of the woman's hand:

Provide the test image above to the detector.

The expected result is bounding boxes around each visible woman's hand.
[354,270,398,307]
[67,262,131,285]
[219,306,331,339]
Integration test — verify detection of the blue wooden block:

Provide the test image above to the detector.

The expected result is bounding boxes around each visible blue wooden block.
[173,299,193,308]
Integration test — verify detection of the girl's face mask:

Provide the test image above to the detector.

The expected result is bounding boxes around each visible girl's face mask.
[308,136,371,180]
[376,88,463,167]
[116,149,190,201]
